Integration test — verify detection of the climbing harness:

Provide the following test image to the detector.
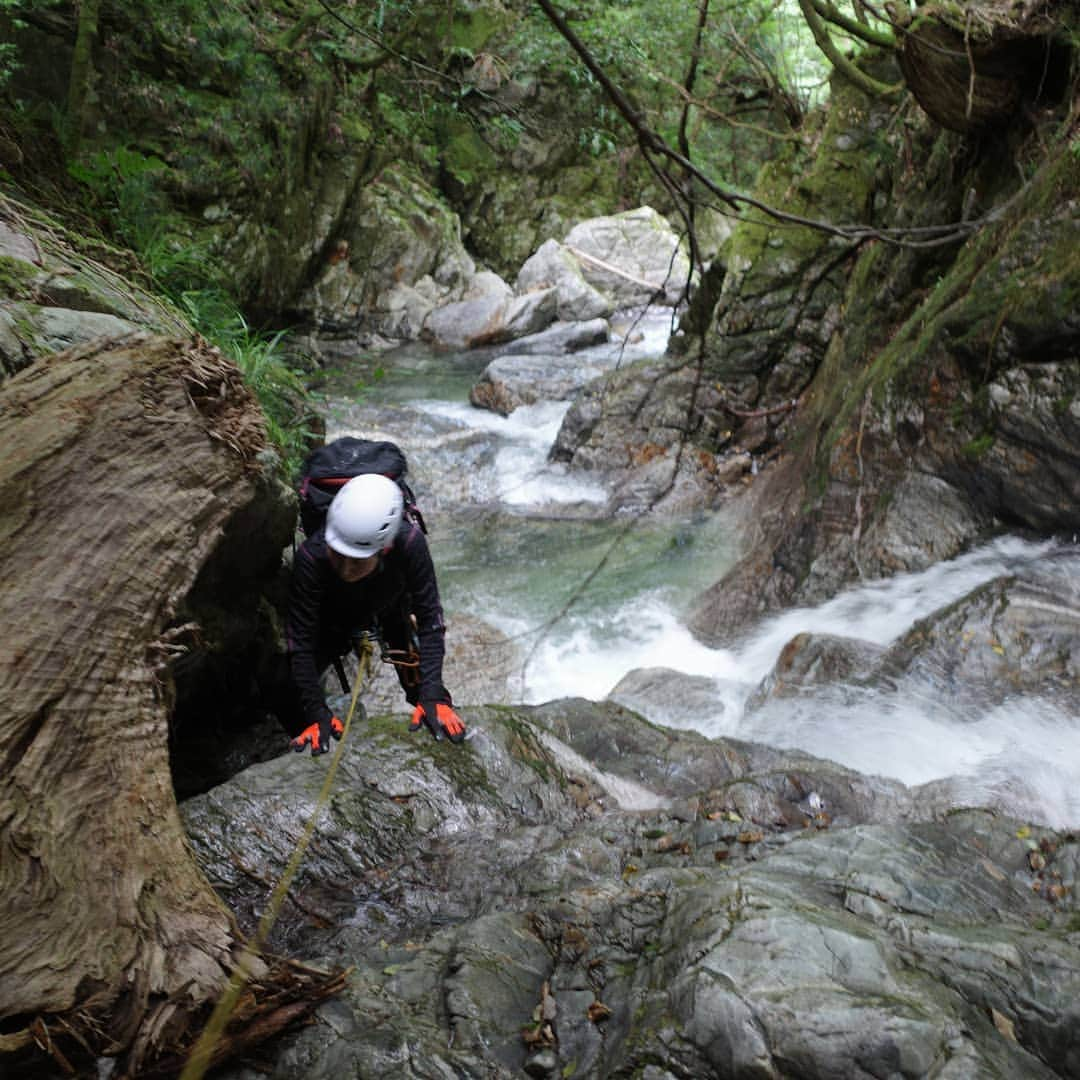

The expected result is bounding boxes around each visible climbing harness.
[179,635,378,1080]
[379,641,420,689]
[331,619,419,695]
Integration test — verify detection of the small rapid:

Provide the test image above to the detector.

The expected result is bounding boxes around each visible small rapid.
[319,321,1080,828]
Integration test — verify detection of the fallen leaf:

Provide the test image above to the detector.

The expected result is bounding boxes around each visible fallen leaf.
[991,1008,1017,1042]
[587,1001,612,1023]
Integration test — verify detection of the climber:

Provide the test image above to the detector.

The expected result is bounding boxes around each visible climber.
[284,472,466,754]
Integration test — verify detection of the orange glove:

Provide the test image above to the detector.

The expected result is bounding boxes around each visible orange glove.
[410,701,466,744]
[290,715,344,756]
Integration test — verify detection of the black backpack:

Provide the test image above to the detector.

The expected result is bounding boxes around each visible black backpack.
[297,436,426,539]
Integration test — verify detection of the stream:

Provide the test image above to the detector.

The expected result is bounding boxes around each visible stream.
[313,314,1080,830]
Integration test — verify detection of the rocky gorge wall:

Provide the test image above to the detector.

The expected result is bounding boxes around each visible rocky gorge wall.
[532,21,1080,647]
[3,7,1080,1076]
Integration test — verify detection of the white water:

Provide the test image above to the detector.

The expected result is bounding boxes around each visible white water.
[327,321,1080,829]
[416,399,609,508]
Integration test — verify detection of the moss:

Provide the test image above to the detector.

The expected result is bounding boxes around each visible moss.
[0,255,39,300]
[435,4,510,52]
[9,305,40,350]
[961,433,995,459]
[439,117,497,187]
[809,119,1080,490]
[495,709,566,789]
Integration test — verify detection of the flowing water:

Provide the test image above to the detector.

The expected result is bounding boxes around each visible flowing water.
[316,315,1080,829]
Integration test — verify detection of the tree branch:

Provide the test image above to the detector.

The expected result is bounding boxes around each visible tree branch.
[798,0,904,97]
[534,0,996,251]
[810,0,896,49]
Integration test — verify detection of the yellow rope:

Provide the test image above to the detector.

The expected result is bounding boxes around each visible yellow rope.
[179,637,376,1080]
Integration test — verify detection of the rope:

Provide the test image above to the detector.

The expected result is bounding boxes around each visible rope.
[179,637,377,1080]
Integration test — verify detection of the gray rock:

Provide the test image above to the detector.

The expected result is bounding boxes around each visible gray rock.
[189,704,1080,1080]
[469,349,611,415]
[877,569,1080,704]
[607,666,730,730]
[423,288,558,350]
[564,207,690,309]
[497,317,610,356]
[516,239,611,322]
[745,632,885,711]
[29,306,143,353]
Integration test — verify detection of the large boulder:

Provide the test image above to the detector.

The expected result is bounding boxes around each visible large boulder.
[467,319,611,416]
[516,238,611,322]
[517,207,691,320]
[180,701,1080,1080]
[422,286,559,350]
[294,164,485,355]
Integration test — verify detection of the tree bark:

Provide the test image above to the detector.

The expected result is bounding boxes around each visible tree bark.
[0,333,268,1073]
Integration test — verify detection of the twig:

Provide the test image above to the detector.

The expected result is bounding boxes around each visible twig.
[564,244,668,292]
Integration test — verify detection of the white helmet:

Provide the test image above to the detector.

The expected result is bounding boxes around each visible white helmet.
[324,474,404,558]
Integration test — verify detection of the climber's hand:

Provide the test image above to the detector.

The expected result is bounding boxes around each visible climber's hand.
[290,715,344,756]
[409,701,466,744]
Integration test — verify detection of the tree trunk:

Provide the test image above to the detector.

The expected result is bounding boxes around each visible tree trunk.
[65,0,101,159]
[0,334,268,1073]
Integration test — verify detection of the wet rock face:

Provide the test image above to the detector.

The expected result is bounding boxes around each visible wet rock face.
[184,700,1080,1080]
[681,60,1080,645]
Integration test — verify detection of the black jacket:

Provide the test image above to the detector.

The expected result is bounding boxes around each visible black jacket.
[286,521,447,728]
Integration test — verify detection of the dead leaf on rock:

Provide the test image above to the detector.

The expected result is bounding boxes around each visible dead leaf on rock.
[588,1001,612,1023]
[991,1008,1017,1042]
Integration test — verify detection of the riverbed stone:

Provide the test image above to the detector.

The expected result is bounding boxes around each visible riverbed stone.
[564,206,690,309]
[876,567,1080,704]
[423,287,558,350]
[607,667,730,729]
[469,348,614,415]
[497,317,610,356]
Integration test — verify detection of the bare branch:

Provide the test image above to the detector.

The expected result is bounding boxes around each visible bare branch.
[533,0,1006,252]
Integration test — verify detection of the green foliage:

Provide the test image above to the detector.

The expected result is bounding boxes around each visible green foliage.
[0,0,61,86]
[67,146,169,247]
[504,0,813,191]
[961,434,995,460]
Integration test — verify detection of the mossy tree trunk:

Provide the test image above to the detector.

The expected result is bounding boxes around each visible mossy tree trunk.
[0,335,268,1073]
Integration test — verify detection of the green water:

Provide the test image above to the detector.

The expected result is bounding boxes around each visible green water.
[315,339,740,667]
